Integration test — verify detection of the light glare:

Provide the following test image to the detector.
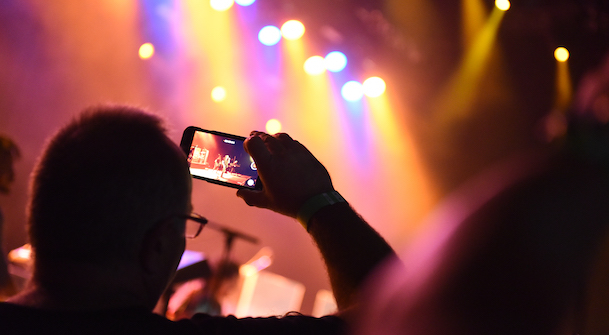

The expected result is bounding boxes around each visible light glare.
[555,47,570,62]
[211,86,227,102]
[363,77,386,97]
[139,43,154,59]
[304,56,326,75]
[341,81,364,101]
[258,26,282,46]
[281,20,305,40]
[495,0,510,11]
[324,51,348,72]
[210,0,234,11]
[266,119,282,134]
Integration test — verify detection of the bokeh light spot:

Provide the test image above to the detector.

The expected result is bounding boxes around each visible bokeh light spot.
[324,51,348,72]
[139,43,154,59]
[281,20,305,40]
[235,0,255,6]
[210,0,234,11]
[555,46,570,62]
[304,56,326,75]
[341,81,364,101]
[211,86,227,102]
[363,77,386,97]
[258,26,282,46]
[495,0,510,11]
[265,119,282,134]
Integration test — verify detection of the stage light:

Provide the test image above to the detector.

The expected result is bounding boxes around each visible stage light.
[139,43,154,59]
[341,81,364,101]
[304,56,326,75]
[211,86,227,102]
[210,0,234,11]
[555,47,569,62]
[280,20,305,40]
[363,77,386,97]
[240,264,257,277]
[258,25,282,46]
[495,0,510,11]
[265,119,282,134]
[235,0,255,6]
[324,51,347,72]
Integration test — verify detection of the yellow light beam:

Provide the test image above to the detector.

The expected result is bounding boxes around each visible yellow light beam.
[183,0,245,117]
[433,6,505,123]
[367,93,438,237]
[461,0,487,47]
[554,57,573,112]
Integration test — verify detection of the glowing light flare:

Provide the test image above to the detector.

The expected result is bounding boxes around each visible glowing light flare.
[304,56,326,75]
[281,20,305,40]
[341,81,364,101]
[139,43,154,59]
[258,25,282,46]
[251,255,272,271]
[265,119,282,134]
[363,77,386,97]
[495,0,510,11]
[210,0,234,11]
[211,86,227,102]
[235,0,255,6]
[240,264,257,277]
[555,47,570,62]
[324,51,347,72]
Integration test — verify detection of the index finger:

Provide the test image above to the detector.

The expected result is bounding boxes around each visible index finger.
[243,134,272,170]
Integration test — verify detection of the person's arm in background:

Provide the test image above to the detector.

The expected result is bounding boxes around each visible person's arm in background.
[236,131,397,311]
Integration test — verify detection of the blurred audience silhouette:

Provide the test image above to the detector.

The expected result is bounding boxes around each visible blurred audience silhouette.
[348,0,609,334]
[0,135,19,300]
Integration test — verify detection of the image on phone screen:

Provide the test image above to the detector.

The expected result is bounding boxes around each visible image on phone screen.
[180,127,259,189]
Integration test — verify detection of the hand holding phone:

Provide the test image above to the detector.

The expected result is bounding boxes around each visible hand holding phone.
[236,131,335,218]
[180,127,260,189]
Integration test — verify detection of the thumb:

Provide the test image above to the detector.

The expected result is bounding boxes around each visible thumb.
[236,189,270,209]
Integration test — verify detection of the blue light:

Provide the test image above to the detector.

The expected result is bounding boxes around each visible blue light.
[324,51,348,72]
[235,0,255,6]
[341,81,364,101]
[258,26,282,46]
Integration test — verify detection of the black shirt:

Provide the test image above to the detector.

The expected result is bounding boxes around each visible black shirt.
[0,302,345,335]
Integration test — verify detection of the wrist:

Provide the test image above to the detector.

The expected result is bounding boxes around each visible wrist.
[296,191,346,231]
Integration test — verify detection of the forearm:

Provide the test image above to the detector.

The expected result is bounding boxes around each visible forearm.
[236,132,397,310]
[307,201,396,311]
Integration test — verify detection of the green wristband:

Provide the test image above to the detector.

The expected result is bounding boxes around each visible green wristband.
[297,191,346,231]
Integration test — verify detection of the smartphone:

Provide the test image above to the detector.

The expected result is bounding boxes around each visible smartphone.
[180,126,260,189]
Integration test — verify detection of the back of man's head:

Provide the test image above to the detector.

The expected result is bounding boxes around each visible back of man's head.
[28,106,190,274]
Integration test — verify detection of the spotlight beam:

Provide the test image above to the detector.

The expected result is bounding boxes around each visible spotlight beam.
[434,6,506,123]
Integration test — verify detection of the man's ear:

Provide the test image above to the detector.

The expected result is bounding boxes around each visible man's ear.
[138,218,185,311]
[139,219,182,275]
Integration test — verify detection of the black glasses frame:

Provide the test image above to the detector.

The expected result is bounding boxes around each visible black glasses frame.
[183,213,208,239]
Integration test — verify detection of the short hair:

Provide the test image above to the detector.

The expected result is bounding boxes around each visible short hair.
[28,105,190,268]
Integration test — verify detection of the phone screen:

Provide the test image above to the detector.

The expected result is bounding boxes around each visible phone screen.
[180,127,259,189]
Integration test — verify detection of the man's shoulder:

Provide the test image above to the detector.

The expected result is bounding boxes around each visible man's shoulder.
[188,312,345,335]
[0,303,345,335]
[0,302,196,335]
